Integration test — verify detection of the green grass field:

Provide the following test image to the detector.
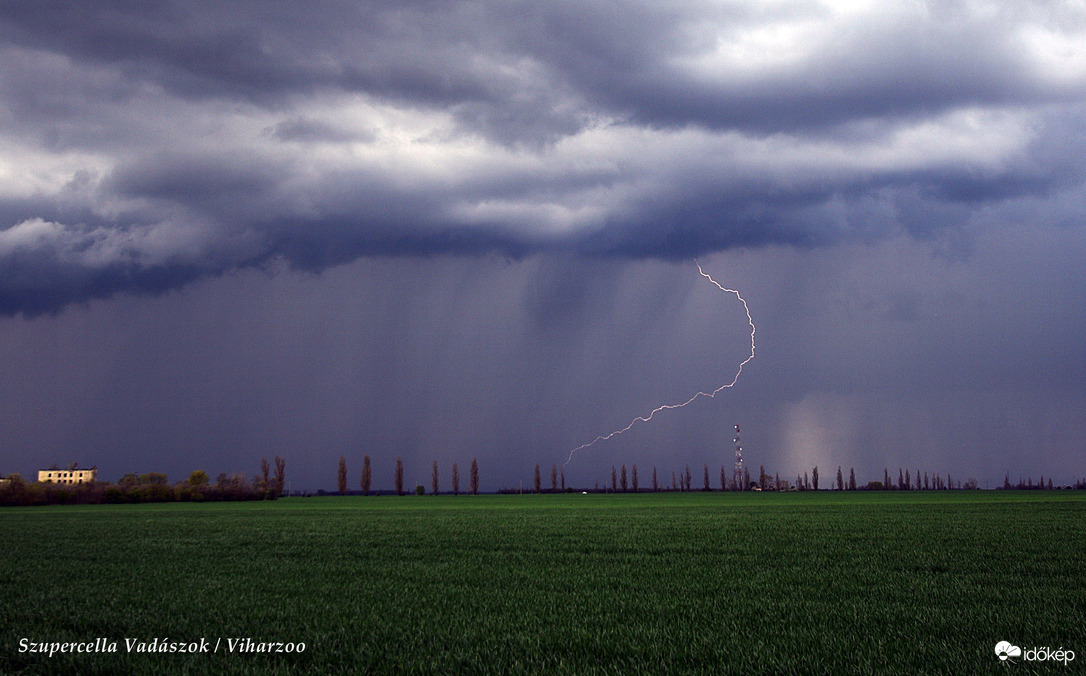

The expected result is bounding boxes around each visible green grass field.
[1,491,1083,674]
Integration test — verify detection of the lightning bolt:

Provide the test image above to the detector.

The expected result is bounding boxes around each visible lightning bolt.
[563,259,756,467]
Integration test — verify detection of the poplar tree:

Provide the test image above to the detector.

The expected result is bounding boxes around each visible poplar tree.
[273,456,286,496]
[337,456,348,495]
[395,457,404,496]
[361,454,372,495]
[470,458,479,495]
[260,457,270,495]
[431,460,439,495]
[551,464,558,493]
[451,462,459,495]
[632,464,639,492]
[620,465,628,492]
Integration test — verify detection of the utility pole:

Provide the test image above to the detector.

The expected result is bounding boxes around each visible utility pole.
[733,424,744,491]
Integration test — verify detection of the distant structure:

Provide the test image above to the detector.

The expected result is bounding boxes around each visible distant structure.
[733,425,744,491]
[38,464,97,485]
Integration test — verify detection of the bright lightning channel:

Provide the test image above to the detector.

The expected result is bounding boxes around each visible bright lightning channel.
[563,259,756,467]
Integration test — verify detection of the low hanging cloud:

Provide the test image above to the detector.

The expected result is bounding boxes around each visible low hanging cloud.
[2,0,1085,315]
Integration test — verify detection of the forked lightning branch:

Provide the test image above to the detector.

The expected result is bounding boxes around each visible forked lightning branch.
[564,260,756,466]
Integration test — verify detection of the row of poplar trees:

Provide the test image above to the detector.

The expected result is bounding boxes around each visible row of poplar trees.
[337,455,480,496]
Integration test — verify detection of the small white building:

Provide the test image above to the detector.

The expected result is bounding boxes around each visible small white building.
[38,466,97,485]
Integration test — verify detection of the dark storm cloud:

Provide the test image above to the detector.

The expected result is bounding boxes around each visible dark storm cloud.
[3,2,1073,128]
[2,0,1086,314]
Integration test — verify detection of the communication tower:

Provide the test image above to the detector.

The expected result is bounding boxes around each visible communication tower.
[733,424,744,490]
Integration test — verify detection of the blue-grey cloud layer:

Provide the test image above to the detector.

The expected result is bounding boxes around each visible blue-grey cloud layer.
[2,0,1086,314]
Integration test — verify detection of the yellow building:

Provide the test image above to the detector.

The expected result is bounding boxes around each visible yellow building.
[38,466,97,485]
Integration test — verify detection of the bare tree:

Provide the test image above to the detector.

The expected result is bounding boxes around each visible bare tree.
[273,456,286,496]
[812,466,819,491]
[672,471,677,491]
[432,460,439,495]
[898,468,905,490]
[337,456,348,495]
[652,466,658,492]
[620,465,627,492]
[632,464,639,492]
[611,466,617,492]
[803,471,809,491]
[721,466,727,491]
[451,462,460,495]
[560,467,565,491]
[849,467,856,491]
[470,458,479,495]
[684,465,692,492]
[905,469,911,490]
[551,464,558,493]
[836,466,843,491]
[361,454,372,495]
[395,457,404,496]
[534,464,542,493]
[703,465,710,491]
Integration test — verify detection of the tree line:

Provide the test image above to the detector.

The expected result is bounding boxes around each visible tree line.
[522,462,1086,493]
[336,455,481,496]
[0,457,285,506]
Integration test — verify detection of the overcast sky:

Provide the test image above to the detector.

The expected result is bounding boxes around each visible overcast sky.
[1,0,1083,490]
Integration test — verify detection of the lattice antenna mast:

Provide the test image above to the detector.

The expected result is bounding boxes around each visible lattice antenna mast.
[733,424,744,491]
